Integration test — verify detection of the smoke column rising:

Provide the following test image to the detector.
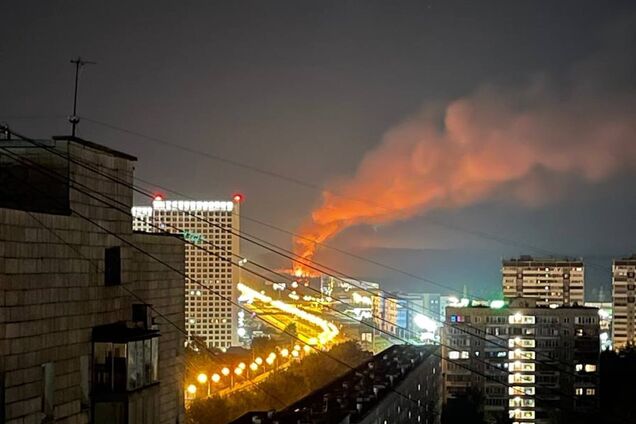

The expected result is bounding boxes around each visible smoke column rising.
[293,77,636,271]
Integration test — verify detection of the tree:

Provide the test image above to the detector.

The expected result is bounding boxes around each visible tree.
[441,388,485,424]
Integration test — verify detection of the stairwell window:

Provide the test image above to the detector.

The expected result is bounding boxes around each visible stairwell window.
[105,246,121,286]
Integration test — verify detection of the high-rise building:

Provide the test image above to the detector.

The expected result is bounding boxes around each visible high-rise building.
[611,254,636,351]
[584,301,612,351]
[502,256,585,307]
[442,298,599,424]
[133,196,241,349]
[372,292,399,336]
[1,135,185,423]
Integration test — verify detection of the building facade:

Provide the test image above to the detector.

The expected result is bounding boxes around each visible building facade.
[442,298,599,424]
[502,256,585,307]
[612,254,636,350]
[231,345,441,424]
[372,292,399,336]
[133,196,241,349]
[0,135,185,423]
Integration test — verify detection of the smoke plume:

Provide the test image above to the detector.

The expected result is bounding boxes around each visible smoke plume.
[294,56,636,271]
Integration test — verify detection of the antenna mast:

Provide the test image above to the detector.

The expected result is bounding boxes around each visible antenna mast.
[69,56,96,137]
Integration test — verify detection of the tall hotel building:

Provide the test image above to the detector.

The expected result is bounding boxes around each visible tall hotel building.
[133,196,241,349]
[612,254,636,350]
[502,256,584,307]
[443,298,599,424]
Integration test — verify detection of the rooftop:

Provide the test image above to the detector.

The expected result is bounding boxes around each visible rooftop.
[230,345,436,424]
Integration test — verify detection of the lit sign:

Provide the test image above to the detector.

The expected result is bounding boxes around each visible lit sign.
[181,230,204,244]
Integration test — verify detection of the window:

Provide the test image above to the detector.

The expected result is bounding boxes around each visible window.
[105,246,121,286]
[585,364,597,373]
[80,356,90,409]
[509,373,535,384]
[41,362,55,420]
[586,388,596,395]
[449,351,460,360]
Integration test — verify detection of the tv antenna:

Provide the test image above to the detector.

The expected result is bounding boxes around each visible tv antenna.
[69,57,96,137]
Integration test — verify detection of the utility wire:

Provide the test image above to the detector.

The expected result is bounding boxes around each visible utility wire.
[81,116,612,276]
[0,142,431,411]
[0,128,591,406]
[1,125,588,382]
[22,132,587,378]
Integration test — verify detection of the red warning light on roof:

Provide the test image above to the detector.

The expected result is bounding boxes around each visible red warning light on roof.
[232,193,244,203]
[153,193,164,201]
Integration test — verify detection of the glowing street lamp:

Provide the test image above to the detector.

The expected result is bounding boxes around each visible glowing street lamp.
[255,356,263,365]
[293,344,301,351]
[187,384,197,395]
[250,362,258,371]
[221,367,230,376]
[280,348,289,358]
[238,362,246,370]
[303,345,311,354]
[211,373,221,383]
[234,367,243,376]
[266,356,275,365]
[197,373,208,384]
[291,350,299,358]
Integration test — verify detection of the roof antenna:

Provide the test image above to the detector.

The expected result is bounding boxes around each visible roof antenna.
[69,57,96,137]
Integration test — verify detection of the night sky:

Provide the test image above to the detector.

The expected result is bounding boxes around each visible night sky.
[2,1,635,298]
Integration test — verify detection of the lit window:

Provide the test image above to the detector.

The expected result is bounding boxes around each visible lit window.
[585,364,597,373]
[575,388,583,396]
[586,388,596,395]
[575,364,583,372]
[449,351,460,360]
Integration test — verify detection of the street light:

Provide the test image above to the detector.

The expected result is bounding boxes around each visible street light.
[280,348,289,358]
[211,373,221,383]
[187,384,197,395]
[303,345,311,354]
[250,362,258,371]
[221,367,230,376]
[197,373,208,384]
[238,362,246,370]
[255,356,263,365]
[234,367,243,376]
[291,350,299,358]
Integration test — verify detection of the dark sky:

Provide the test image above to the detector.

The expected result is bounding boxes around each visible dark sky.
[2,1,635,298]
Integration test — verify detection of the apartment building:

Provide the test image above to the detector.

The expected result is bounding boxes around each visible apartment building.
[612,254,636,350]
[133,196,241,349]
[502,256,584,307]
[0,134,185,423]
[442,298,599,424]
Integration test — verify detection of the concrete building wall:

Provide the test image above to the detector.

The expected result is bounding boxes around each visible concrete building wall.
[442,300,599,424]
[502,256,585,307]
[1,139,185,424]
[612,255,636,350]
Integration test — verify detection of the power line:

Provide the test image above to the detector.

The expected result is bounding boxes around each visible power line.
[0,129,590,406]
[1,125,586,382]
[0,142,431,411]
[5,170,288,409]
[81,116,613,276]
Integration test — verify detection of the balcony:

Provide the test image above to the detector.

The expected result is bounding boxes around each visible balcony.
[92,322,160,424]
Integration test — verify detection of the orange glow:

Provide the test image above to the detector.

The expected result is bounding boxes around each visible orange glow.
[294,84,636,264]
[233,193,244,203]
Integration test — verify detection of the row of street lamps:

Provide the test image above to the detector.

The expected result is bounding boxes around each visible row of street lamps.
[186,344,312,399]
